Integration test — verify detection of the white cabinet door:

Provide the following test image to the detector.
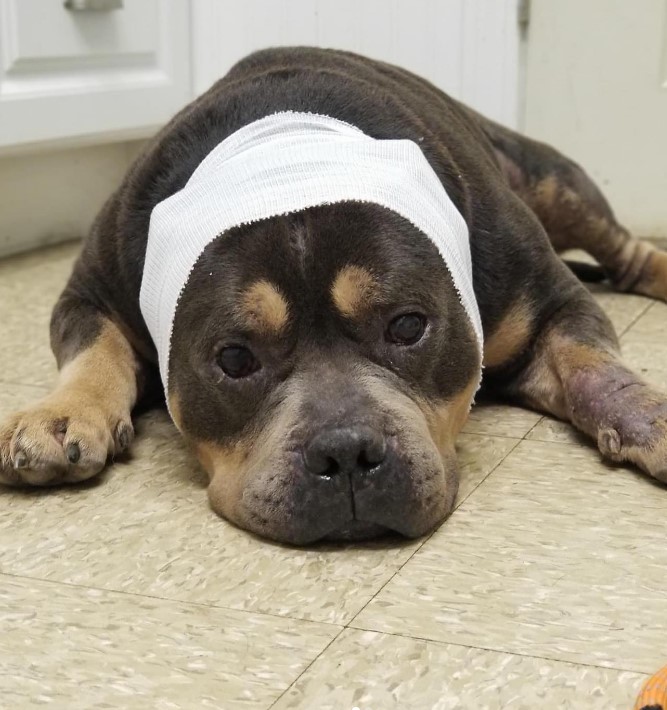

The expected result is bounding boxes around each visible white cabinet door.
[524,0,667,237]
[191,0,521,129]
[0,0,191,151]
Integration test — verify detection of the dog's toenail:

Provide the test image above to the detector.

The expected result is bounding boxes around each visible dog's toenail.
[599,428,621,456]
[66,443,81,464]
[14,452,28,469]
[117,425,132,451]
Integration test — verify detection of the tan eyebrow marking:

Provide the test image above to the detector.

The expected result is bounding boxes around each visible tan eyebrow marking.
[331,265,380,318]
[240,279,290,335]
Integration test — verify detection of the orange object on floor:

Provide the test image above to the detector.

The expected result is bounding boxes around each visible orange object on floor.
[635,665,667,709]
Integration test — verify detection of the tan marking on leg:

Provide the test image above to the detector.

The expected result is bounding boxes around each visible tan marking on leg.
[0,319,137,486]
[58,320,138,407]
[532,174,560,208]
[483,298,534,369]
[516,333,614,420]
[241,279,289,335]
[527,173,667,301]
[331,265,379,318]
[632,246,667,301]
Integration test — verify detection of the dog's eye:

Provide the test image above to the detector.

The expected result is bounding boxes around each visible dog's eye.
[386,313,427,345]
[217,346,261,378]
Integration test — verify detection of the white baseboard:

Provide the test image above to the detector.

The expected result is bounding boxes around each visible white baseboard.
[0,140,146,259]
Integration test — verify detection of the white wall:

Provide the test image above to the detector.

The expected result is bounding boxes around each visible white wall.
[192,0,521,129]
[524,0,667,237]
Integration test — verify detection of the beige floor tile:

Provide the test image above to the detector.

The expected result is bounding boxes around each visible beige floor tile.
[0,574,338,710]
[273,629,646,710]
[622,344,667,390]
[623,302,667,340]
[0,382,49,418]
[621,303,667,391]
[353,440,667,673]
[558,250,651,333]
[526,416,590,445]
[462,403,541,439]
[589,287,652,336]
[0,242,79,387]
[456,433,519,501]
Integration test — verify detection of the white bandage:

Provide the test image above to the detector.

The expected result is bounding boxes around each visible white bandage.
[140,111,483,395]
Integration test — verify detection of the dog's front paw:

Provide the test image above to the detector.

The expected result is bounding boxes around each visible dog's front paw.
[0,393,133,486]
[594,384,667,483]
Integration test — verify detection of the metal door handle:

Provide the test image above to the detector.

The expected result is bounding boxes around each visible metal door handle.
[64,0,123,10]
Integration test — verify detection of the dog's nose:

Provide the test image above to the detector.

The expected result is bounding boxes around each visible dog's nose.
[303,425,387,477]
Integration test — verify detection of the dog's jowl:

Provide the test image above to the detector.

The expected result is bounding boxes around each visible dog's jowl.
[1,47,666,544]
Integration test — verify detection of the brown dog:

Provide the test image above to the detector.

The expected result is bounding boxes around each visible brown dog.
[1,47,666,544]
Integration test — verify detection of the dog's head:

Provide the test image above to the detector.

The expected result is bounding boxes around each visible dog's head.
[167,202,480,544]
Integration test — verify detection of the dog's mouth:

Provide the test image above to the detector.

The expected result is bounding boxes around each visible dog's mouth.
[321,520,391,542]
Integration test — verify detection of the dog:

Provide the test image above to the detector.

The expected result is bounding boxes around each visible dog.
[1,47,666,545]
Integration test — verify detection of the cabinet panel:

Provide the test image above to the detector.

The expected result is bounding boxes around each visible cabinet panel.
[10,0,157,64]
[0,0,191,150]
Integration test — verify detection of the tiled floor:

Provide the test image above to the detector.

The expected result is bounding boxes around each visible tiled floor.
[1,242,666,709]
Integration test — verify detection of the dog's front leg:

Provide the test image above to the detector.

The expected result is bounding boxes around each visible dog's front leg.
[501,292,667,482]
[0,295,144,486]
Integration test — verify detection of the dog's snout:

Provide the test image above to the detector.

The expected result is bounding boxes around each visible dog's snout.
[303,425,387,477]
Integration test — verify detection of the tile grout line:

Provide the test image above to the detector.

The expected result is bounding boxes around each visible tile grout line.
[0,572,651,690]
[619,300,654,339]
[0,570,343,631]
[266,628,348,709]
[452,436,524,511]
[268,624,652,707]
[342,435,525,632]
[343,624,652,677]
[461,430,531,441]
[522,415,545,441]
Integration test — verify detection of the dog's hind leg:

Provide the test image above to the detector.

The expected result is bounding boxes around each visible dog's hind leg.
[486,123,667,301]
[525,159,667,301]
[491,287,667,482]
[0,292,146,486]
